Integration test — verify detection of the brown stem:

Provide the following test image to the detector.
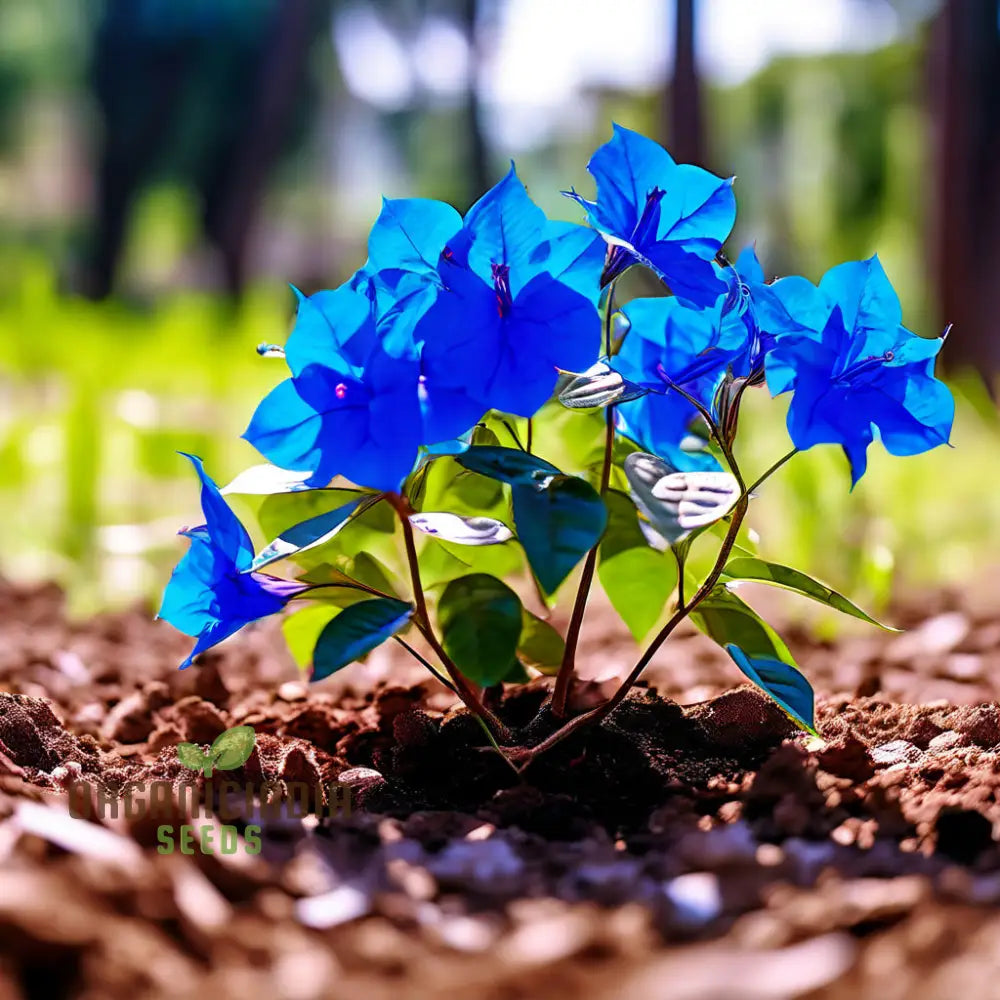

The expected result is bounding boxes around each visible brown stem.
[551,283,619,718]
[389,493,509,738]
[552,404,615,717]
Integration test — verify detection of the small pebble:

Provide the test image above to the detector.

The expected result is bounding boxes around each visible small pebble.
[664,872,722,926]
[296,885,370,929]
[278,682,309,701]
[927,730,965,752]
[870,740,923,766]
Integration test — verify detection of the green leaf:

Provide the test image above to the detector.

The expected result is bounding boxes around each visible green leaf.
[517,609,565,675]
[415,456,521,588]
[176,742,209,773]
[312,598,413,681]
[456,445,560,486]
[725,644,818,736]
[255,489,397,576]
[437,574,523,686]
[282,603,340,668]
[332,503,402,577]
[720,557,898,631]
[690,585,796,666]
[419,455,506,515]
[257,487,373,541]
[419,536,524,590]
[499,660,532,683]
[529,400,606,472]
[293,554,400,607]
[513,475,607,594]
[598,490,676,640]
[209,726,257,771]
[334,552,400,596]
[624,452,739,546]
[410,512,513,545]
[600,549,677,642]
[251,497,364,570]
[471,425,502,447]
[594,433,644,494]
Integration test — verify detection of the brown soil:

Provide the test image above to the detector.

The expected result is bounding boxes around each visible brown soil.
[1,577,1000,999]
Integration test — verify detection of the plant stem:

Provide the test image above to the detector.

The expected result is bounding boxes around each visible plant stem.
[663,379,744,488]
[389,493,509,738]
[552,404,614,717]
[471,715,522,777]
[743,448,799,498]
[619,495,748,694]
[551,282,619,718]
[293,580,390,601]
[674,548,686,609]
[602,281,616,357]
[604,415,749,693]
[392,635,457,693]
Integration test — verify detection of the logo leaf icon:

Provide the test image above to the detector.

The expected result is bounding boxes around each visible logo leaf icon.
[208,726,256,772]
[176,742,210,773]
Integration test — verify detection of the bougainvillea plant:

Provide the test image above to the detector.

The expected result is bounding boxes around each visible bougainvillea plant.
[159,124,955,769]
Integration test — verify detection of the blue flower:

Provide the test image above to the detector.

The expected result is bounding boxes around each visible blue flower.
[714,245,784,379]
[350,196,463,312]
[765,256,954,484]
[611,248,811,460]
[565,124,736,304]
[613,296,738,470]
[158,455,307,668]
[244,283,483,491]
[416,167,606,418]
[249,169,602,488]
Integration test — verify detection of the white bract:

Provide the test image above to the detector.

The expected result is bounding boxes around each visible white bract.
[624,452,739,545]
[409,512,513,545]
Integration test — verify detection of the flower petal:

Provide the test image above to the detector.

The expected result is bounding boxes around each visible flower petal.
[367,197,462,278]
[179,453,255,571]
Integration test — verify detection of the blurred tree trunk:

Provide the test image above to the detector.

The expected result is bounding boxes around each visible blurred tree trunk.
[666,0,705,164]
[460,0,489,205]
[207,0,317,297]
[929,0,1000,385]
[85,0,321,300]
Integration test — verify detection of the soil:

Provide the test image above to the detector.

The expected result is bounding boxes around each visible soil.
[2,576,1000,999]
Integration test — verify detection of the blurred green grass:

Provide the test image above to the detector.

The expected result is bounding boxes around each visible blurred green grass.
[1,254,997,619]
[0,257,287,610]
[734,373,1000,611]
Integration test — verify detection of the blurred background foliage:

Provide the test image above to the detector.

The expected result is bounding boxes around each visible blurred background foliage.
[0,0,997,615]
